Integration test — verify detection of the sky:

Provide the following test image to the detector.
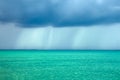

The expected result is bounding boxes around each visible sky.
[0,0,120,49]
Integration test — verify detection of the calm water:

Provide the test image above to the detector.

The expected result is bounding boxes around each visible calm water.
[0,50,120,80]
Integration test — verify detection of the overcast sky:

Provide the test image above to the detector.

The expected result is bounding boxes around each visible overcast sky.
[0,0,120,49]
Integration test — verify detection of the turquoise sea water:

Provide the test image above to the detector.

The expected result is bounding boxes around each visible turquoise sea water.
[0,50,120,80]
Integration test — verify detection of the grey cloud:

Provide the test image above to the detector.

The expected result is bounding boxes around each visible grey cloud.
[0,0,120,27]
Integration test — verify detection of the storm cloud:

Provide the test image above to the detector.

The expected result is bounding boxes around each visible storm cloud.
[0,0,120,27]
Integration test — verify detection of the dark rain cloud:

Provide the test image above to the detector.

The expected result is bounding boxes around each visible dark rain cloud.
[0,0,120,27]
